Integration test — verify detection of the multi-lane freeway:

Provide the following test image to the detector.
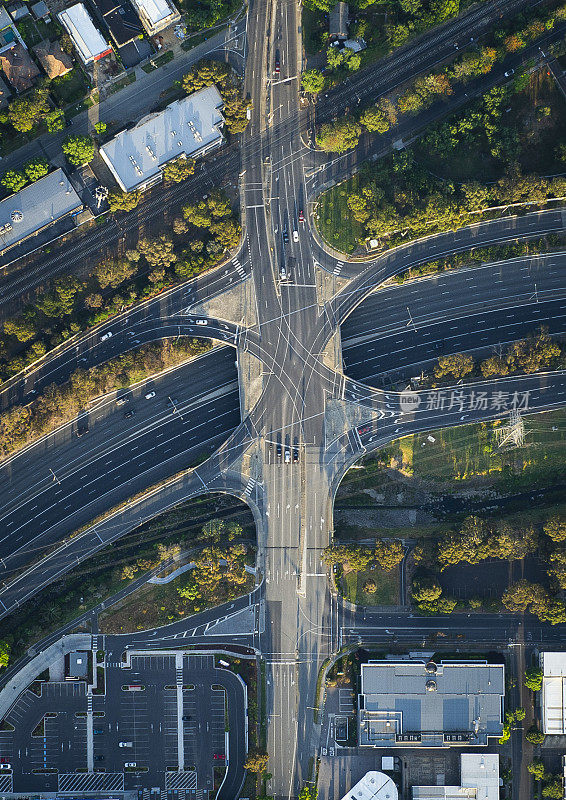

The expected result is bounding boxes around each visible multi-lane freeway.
[1,0,566,795]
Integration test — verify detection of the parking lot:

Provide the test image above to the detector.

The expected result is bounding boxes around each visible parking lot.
[0,648,243,793]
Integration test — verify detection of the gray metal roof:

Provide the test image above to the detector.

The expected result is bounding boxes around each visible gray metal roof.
[0,168,82,253]
[359,661,504,747]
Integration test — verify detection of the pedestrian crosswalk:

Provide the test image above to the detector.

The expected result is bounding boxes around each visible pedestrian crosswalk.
[244,477,255,496]
[232,259,245,279]
[333,261,343,276]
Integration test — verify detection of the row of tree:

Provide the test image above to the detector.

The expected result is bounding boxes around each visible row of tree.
[410,515,566,623]
[323,540,405,573]
[314,0,566,153]
[432,326,564,384]
[328,139,566,249]
[0,338,210,459]
[0,189,239,382]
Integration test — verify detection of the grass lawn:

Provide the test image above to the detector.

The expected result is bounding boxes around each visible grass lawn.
[316,173,364,254]
[142,50,174,72]
[51,68,90,107]
[99,569,255,634]
[404,409,566,487]
[339,566,399,606]
[16,16,59,48]
[302,7,326,56]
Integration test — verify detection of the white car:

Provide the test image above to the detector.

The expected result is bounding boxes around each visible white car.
[0,764,11,770]
[124,762,137,768]
[119,742,133,748]
[100,331,113,341]
[195,319,208,326]
[504,69,515,77]
[144,391,156,400]
[292,230,299,243]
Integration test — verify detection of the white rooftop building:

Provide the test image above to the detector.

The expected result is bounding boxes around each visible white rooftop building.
[99,86,224,193]
[340,772,398,800]
[58,3,112,65]
[129,0,179,35]
[413,754,500,800]
[541,652,566,734]
[0,168,83,255]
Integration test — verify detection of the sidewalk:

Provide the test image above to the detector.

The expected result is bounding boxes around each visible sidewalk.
[0,17,246,174]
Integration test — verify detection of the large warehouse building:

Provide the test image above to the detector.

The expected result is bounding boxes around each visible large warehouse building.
[99,86,224,193]
[541,652,566,734]
[358,660,505,748]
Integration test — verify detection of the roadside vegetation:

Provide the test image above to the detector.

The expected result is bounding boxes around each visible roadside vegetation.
[314,0,566,149]
[303,0,508,76]
[324,541,402,605]
[428,325,566,385]
[100,533,255,633]
[0,189,239,383]
[317,67,566,252]
[0,338,211,460]
[389,234,566,284]
[0,506,255,672]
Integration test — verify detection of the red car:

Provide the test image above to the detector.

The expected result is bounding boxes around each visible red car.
[298,210,304,222]
[274,60,280,74]
[213,754,225,760]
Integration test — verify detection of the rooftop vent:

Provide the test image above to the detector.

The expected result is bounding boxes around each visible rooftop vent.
[425,679,437,692]
[11,210,23,223]
[425,661,437,674]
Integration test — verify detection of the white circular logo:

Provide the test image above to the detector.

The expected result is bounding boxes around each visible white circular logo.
[400,390,421,413]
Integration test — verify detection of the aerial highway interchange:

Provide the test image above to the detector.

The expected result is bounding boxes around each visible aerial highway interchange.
[0,0,565,796]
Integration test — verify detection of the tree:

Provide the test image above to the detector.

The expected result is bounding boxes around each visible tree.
[1,169,27,193]
[527,760,547,781]
[323,544,372,572]
[24,157,49,183]
[108,189,141,213]
[515,707,526,721]
[244,750,269,772]
[524,665,543,691]
[62,134,95,166]
[374,539,404,571]
[525,724,545,745]
[411,576,442,603]
[301,69,325,95]
[360,99,397,133]
[505,326,560,374]
[209,218,241,250]
[0,640,10,668]
[544,516,566,542]
[173,217,188,235]
[207,189,232,218]
[85,293,103,309]
[480,354,508,378]
[138,234,177,269]
[94,258,137,289]
[183,200,212,228]
[542,779,564,799]
[316,117,361,153]
[94,122,107,136]
[46,109,65,133]
[298,788,317,800]
[163,157,196,183]
[4,316,36,342]
[434,352,474,380]
[8,90,49,132]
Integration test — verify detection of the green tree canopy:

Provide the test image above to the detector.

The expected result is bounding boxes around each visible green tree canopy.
[62,135,95,166]
[1,169,28,193]
[316,117,361,153]
[8,89,49,133]
[24,157,49,183]
[108,189,141,213]
[0,639,10,668]
[163,157,196,184]
[301,69,325,95]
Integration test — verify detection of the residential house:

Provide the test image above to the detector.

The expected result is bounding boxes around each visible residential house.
[0,43,40,92]
[34,40,73,79]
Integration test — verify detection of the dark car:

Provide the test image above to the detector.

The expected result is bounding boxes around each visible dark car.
[283,227,289,243]
[182,715,192,721]
[293,447,299,463]
[94,755,105,761]
[124,409,135,419]
[276,441,282,458]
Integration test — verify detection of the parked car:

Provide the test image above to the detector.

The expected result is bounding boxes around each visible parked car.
[100,331,113,341]
[124,409,135,419]
[144,391,156,399]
